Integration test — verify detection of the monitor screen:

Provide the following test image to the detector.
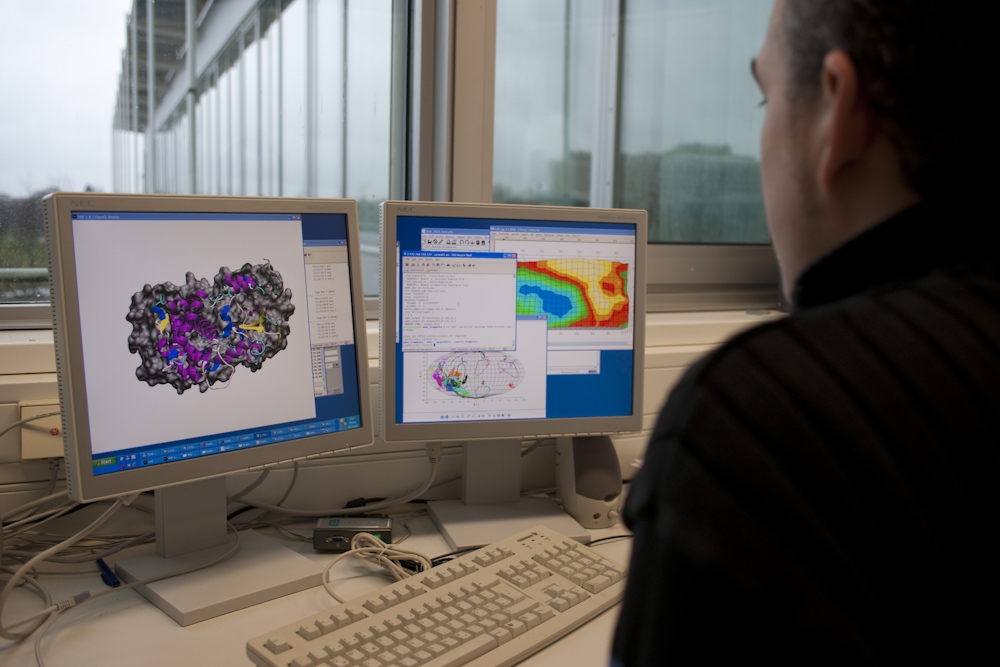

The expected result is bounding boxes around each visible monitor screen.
[44,194,373,503]
[379,201,646,444]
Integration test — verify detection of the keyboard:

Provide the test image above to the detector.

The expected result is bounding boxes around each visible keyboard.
[247,525,628,667]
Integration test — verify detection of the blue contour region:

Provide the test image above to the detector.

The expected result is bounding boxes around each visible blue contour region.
[517,280,587,326]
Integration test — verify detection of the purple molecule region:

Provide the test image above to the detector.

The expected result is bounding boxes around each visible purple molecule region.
[127,262,294,394]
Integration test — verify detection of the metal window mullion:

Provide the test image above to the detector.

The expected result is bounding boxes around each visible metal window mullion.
[131,6,139,193]
[408,0,436,201]
[112,108,118,193]
[214,68,221,194]
[186,0,197,193]
[116,59,124,191]
[175,118,182,192]
[266,16,274,196]
[449,0,496,203]
[239,28,247,196]
[389,0,409,200]
[306,0,318,197]
[256,15,263,196]
[146,0,156,192]
[431,0,453,201]
[341,0,349,198]
[226,53,233,194]
[277,0,284,197]
[589,0,620,209]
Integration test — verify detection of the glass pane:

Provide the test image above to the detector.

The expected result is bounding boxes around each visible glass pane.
[345,0,393,295]
[282,1,307,197]
[317,1,348,200]
[0,0,134,306]
[493,0,602,207]
[1,0,398,314]
[618,0,772,243]
[345,0,392,234]
[245,25,262,196]
[261,4,280,197]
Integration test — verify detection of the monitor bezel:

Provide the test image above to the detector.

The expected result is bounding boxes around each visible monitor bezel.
[44,193,374,503]
[379,200,646,444]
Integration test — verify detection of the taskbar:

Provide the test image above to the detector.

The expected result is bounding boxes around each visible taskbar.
[92,415,363,475]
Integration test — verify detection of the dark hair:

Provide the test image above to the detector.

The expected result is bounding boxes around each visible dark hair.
[782,0,980,199]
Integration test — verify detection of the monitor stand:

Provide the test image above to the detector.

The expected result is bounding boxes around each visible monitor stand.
[115,477,322,626]
[427,439,589,552]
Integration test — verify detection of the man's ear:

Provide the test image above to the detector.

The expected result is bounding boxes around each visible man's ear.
[817,50,873,192]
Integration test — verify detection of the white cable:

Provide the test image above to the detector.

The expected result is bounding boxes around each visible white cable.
[3,502,78,536]
[0,498,124,641]
[4,532,156,564]
[242,444,443,518]
[273,460,300,506]
[44,458,60,497]
[31,523,242,667]
[321,532,433,603]
[0,411,60,441]
[0,565,54,629]
[246,460,439,517]
[1,492,70,525]
[227,466,271,504]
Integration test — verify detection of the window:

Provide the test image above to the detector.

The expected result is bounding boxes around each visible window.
[1,0,778,329]
[492,0,779,309]
[494,0,771,242]
[116,0,396,294]
[493,0,601,208]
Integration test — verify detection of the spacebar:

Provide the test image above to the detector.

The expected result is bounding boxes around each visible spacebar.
[422,635,499,667]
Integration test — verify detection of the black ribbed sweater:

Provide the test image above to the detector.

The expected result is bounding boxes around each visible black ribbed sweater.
[612,203,999,665]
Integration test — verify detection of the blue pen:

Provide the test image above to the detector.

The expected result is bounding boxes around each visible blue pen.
[96,558,120,588]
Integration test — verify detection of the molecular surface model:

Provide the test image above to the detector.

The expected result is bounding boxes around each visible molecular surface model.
[127,262,294,394]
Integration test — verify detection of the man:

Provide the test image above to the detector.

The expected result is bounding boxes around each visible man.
[612,0,996,664]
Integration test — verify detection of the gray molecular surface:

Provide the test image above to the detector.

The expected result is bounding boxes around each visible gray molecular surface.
[126,262,294,394]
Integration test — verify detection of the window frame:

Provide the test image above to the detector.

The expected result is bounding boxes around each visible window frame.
[424,0,781,314]
[0,0,780,331]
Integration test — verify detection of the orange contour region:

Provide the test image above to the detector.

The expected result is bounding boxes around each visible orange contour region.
[523,259,629,327]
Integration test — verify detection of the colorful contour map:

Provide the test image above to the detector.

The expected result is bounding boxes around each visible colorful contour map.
[516,259,629,328]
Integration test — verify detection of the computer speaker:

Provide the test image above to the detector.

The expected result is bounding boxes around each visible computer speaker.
[555,435,623,529]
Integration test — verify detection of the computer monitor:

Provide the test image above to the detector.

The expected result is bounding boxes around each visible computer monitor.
[43,193,373,624]
[379,201,645,548]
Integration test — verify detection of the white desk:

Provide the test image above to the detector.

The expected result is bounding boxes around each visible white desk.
[1,507,631,666]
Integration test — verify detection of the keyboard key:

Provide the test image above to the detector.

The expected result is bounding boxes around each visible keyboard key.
[548,597,570,612]
[519,612,540,630]
[363,598,386,613]
[345,606,367,622]
[584,575,612,594]
[504,619,527,637]
[489,627,513,645]
[246,525,628,667]
[264,638,291,654]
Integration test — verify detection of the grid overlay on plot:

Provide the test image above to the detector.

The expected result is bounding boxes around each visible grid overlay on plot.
[516,259,630,328]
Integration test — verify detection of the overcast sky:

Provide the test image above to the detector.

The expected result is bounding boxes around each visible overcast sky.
[0,0,769,200]
[0,0,135,198]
